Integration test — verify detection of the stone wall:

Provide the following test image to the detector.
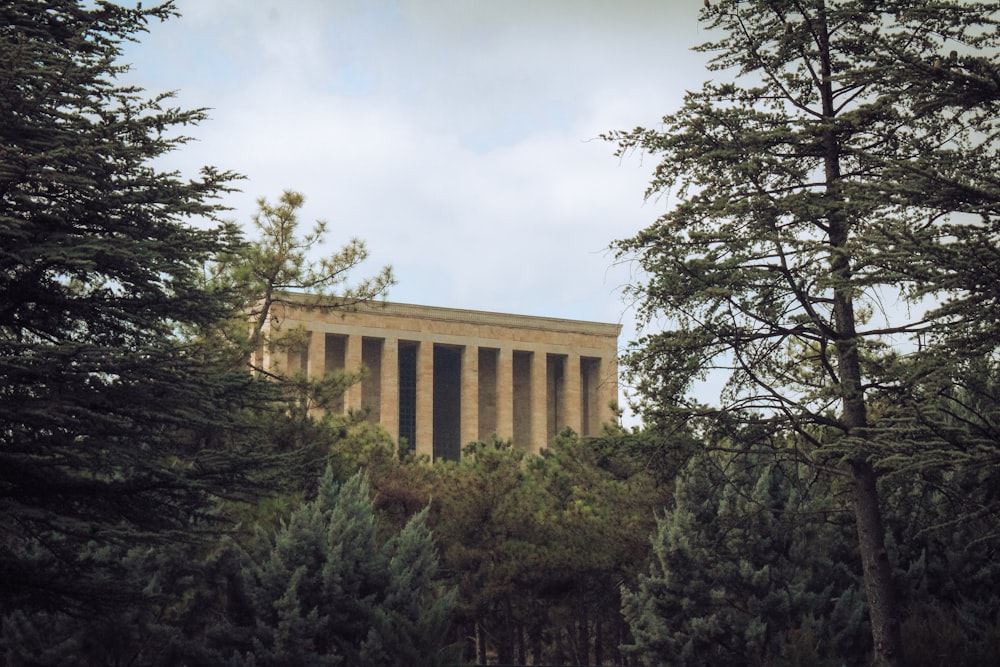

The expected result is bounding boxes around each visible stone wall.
[260,298,622,460]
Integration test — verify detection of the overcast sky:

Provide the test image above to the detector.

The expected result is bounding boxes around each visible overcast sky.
[122,0,713,416]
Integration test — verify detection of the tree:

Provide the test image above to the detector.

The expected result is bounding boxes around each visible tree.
[377,432,676,665]
[204,190,396,442]
[881,462,1000,666]
[623,437,867,666]
[207,468,458,667]
[211,189,395,377]
[875,362,1000,665]
[521,428,678,666]
[0,0,268,628]
[419,439,530,664]
[605,2,1000,665]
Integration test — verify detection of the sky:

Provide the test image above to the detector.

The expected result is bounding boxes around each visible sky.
[121,0,714,418]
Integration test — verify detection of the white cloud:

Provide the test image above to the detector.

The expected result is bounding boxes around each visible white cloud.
[123,0,713,422]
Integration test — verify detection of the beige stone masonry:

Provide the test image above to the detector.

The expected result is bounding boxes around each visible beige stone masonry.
[267,297,621,460]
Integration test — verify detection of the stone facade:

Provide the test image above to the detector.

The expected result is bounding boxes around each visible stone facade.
[259,298,621,461]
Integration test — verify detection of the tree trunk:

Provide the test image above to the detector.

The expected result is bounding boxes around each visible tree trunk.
[531,624,543,665]
[595,615,603,666]
[831,227,904,667]
[829,204,903,667]
[850,459,902,667]
[577,609,589,665]
[815,3,903,662]
[475,621,487,665]
[498,598,514,665]
[833,286,903,666]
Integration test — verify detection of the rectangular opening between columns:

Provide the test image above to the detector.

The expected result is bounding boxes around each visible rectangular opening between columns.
[546,353,566,443]
[581,356,602,437]
[478,347,498,443]
[361,337,382,424]
[397,340,418,453]
[323,334,347,413]
[512,350,532,450]
[433,344,462,462]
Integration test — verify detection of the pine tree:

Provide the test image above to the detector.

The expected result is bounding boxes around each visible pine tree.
[210,190,395,378]
[212,468,458,667]
[0,0,270,632]
[623,442,867,666]
[398,432,675,664]
[876,365,1000,665]
[605,3,1000,663]
[204,190,397,452]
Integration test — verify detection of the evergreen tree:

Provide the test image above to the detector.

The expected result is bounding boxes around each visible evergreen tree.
[623,442,867,666]
[388,433,675,665]
[212,468,458,667]
[205,190,397,454]
[605,2,1000,663]
[0,0,273,638]
[210,189,395,379]
[521,429,677,666]
[876,364,1000,664]
[882,466,1000,666]
[421,439,531,665]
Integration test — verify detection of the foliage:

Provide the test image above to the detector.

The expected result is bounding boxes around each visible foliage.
[623,440,867,666]
[210,189,395,377]
[624,424,1000,667]
[606,0,1000,445]
[201,190,397,467]
[368,431,676,665]
[0,3,386,662]
[518,429,681,665]
[882,446,1000,666]
[416,439,531,664]
[0,0,278,627]
[203,468,459,667]
[605,2,1000,664]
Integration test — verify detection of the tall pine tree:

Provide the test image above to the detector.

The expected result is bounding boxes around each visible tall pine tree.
[0,0,265,624]
[605,2,1000,665]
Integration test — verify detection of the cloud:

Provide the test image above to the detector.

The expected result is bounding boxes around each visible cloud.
[123,0,712,420]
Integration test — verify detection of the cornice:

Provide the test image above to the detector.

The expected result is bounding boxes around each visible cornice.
[274,293,622,339]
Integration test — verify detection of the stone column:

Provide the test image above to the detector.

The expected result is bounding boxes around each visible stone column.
[461,344,479,449]
[415,340,434,459]
[344,334,363,412]
[496,346,514,442]
[564,354,582,436]
[381,337,399,442]
[307,330,327,418]
[308,330,326,379]
[529,350,546,454]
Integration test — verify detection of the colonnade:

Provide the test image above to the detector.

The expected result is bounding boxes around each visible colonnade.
[268,300,621,461]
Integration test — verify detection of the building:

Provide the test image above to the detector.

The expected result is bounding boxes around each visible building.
[260,298,621,460]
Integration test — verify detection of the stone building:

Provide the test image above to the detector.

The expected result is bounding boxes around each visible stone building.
[260,298,621,461]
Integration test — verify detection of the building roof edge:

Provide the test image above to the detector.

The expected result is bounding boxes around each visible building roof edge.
[275,293,623,338]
